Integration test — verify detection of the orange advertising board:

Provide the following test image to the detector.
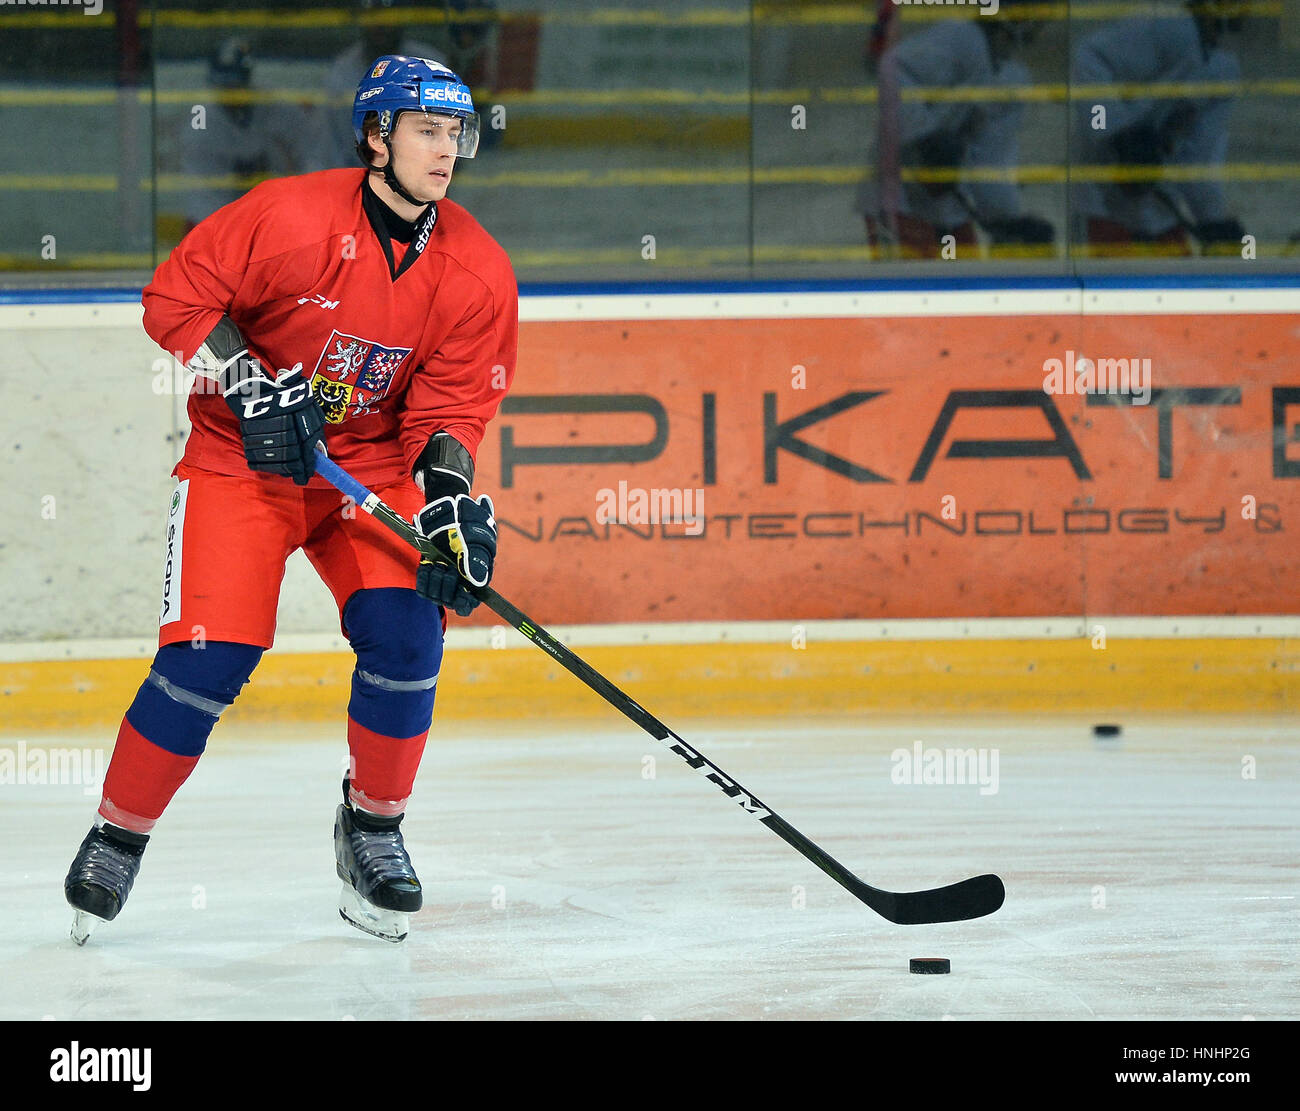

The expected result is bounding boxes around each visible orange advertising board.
[470,313,1300,624]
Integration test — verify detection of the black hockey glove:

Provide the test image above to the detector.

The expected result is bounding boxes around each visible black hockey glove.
[197,316,326,485]
[908,129,968,197]
[1111,122,1167,168]
[223,362,326,486]
[410,432,496,616]
[1111,114,1194,197]
[982,214,1055,246]
[1194,217,1246,252]
[413,493,497,617]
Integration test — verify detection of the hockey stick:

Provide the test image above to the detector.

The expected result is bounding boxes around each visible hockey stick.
[1151,184,1204,253]
[313,453,1005,925]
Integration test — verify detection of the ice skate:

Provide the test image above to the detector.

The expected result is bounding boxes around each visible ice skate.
[64,823,149,945]
[334,779,422,942]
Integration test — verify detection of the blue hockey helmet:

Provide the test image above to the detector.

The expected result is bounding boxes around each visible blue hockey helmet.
[352,55,480,158]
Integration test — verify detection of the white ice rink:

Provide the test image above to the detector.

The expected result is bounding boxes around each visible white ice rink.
[1,717,1296,1021]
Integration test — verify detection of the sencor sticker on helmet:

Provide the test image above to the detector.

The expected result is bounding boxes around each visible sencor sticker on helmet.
[419,83,474,109]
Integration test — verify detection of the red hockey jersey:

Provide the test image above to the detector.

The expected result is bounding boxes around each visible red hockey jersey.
[143,168,518,489]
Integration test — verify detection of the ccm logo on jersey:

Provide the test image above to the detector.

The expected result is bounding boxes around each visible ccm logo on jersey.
[298,294,340,310]
[419,83,472,107]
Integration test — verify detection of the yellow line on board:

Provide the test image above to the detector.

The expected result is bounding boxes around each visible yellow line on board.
[5,236,1299,273]
[0,173,118,192]
[0,251,155,269]
[0,90,123,106]
[4,160,1296,195]
[503,241,1046,266]
[901,162,1300,184]
[897,79,1300,103]
[9,79,1300,110]
[1,637,1294,732]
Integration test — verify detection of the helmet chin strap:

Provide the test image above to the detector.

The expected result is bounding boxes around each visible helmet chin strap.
[374,136,429,209]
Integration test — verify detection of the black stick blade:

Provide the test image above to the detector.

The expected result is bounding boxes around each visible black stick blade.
[859,874,1006,925]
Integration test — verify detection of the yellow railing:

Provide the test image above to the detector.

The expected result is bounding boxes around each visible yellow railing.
[1,161,1295,193]
[5,78,1300,107]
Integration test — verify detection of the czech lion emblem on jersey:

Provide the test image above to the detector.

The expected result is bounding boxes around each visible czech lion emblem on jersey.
[309,331,413,424]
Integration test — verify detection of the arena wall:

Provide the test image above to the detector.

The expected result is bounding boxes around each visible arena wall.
[2,281,1296,726]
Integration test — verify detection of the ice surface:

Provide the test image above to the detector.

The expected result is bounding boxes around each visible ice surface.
[1,717,1296,1020]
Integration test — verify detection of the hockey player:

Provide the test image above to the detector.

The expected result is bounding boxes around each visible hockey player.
[179,39,310,233]
[63,55,517,944]
[1071,2,1244,255]
[859,0,1055,259]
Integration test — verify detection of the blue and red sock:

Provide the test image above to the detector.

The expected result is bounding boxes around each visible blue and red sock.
[98,642,262,832]
[342,588,444,815]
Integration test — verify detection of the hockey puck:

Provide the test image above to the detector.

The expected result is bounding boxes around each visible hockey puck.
[1093,724,1122,737]
[909,958,951,975]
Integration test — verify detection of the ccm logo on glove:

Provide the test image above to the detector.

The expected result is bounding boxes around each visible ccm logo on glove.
[413,493,497,616]
[233,369,313,420]
[223,361,326,486]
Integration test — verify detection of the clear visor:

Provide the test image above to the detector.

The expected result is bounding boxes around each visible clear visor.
[401,109,480,158]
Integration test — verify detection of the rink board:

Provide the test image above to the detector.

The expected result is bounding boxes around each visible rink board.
[475,302,1300,624]
[3,633,1296,731]
[1,285,1298,726]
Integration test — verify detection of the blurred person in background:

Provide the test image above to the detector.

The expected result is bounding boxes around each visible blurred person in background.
[309,0,498,170]
[1071,0,1245,256]
[180,39,310,234]
[441,0,497,83]
[858,0,1055,259]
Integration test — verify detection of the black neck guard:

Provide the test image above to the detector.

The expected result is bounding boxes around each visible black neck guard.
[361,174,437,281]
